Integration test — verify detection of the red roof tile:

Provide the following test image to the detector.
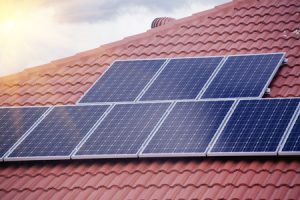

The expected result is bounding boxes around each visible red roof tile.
[0,0,300,199]
[0,158,299,199]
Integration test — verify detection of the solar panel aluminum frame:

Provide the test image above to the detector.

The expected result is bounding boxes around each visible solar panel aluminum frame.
[138,99,238,158]
[207,97,299,157]
[79,98,248,106]
[72,153,138,160]
[137,55,226,102]
[195,56,227,99]
[278,102,300,156]
[70,104,116,160]
[3,106,53,162]
[5,155,70,162]
[238,52,285,98]
[72,101,173,159]
[137,102,177,158]
[4,104,111,162]
[203,99,239,156]
[198,52,286,99]
[134,59,171,101]
[76,60,117,104]
[77,58,168,104]
[84,97,277,106]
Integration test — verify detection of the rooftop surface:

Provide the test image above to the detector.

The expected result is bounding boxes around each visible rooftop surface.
[0,0,299,199]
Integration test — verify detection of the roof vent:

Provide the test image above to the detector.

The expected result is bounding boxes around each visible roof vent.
[151,17,175,29]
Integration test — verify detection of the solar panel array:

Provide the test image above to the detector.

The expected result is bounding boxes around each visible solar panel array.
[140,57,223,101]
[141,100,234,157]
[2,52,299,162]
[78,53,284,104]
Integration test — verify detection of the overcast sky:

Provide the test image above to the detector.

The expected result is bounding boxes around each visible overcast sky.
[0,0,228,76]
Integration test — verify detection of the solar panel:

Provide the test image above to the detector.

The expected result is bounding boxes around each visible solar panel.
[201,53,285,99]
[73,102,171,159]
[79,59,166,103]
[140,100,235,157]
[209,98,299,156]
[280,106,300,155]
[0,107,49,160]
[139,57,224,101]
[6,105,109,161]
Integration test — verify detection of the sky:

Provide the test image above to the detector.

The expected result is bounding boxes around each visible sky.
[0,0,228,76]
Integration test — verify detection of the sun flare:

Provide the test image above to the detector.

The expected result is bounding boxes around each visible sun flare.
[3,20,16,31]
[0,1,58,76]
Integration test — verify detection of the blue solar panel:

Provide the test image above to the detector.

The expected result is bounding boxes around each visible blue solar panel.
[201,53,285,98]
[0,107,48,159]
[209,99,299,155]
[140,57,224,101]
[80,59,166,103]
[74,103,170,158]
[141,100,234,157]
[281,108,300,154]
[7,105,109,160]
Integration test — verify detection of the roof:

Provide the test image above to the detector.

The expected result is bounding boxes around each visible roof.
[0,158,299,199]
[0,0,300,199]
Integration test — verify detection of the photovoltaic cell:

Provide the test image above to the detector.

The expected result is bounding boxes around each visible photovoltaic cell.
[0,107,48,159]
[80,59,166,103]
[75,103,170,157]
[141,100,234,156]
[281,109,300,154]
[210,99,299,155]
[202,53,284,98]
[140,57,224,101]
[8,105,109,159]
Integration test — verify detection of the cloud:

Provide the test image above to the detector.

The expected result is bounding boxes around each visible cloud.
[0,0,229,76]
[40,0,185,22]
[40,0,227,23]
